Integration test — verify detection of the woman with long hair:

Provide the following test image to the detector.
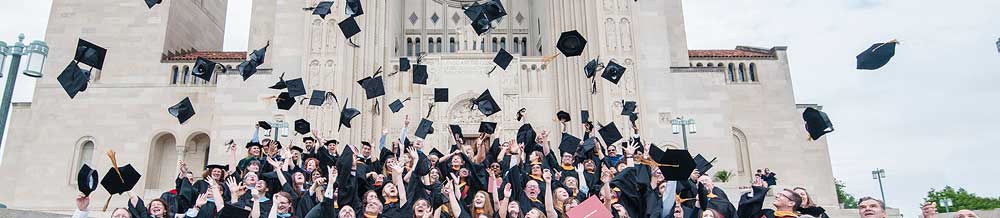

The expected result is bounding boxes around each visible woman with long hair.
[469,191,495,218]
[793,187,829,218]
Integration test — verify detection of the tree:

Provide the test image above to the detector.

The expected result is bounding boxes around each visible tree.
[924,186,1000,213]
[836,179,859,209]
[713,170,733,183]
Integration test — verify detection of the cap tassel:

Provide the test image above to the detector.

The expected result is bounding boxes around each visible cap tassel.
[542,53,560,62]
[373,100,381,115]
[486,66,498,77]
[327,92,339,104]
[347,38,361,48]
[426,103,435,118]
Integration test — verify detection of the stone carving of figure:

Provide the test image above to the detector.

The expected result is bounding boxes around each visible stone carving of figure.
[311,19,323,53]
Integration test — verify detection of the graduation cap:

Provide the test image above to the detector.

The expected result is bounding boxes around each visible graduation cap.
[802,107,835,140]
[308,90,336,106]
[339,98,362,130]
[434,88,449,102]
[307,1,334,19]
[75,39,107,70]
[584,58,601,78]
[648,149,696,181]
[143,0,163,9]
[464,3,492,35]
[621,101,637,115]
[290,146,304,153]
[415,118,435,139]
[294,119,311,135]
[240,42,270,81]
[449,124,463,137]
[556,30,587,57]
[246,142,262,149]
[389,98,411,113]
[399,57,412,71]
[276,92,296,110]
[339,17,362,47]
[601,60,626,84]
[581,110,590,123]
[429,148,444,157]
[693,154,716,174]
[193,57,223,82]
[168,97,196,124]
[483,0,507,22]
[357,76,386,99]
[58,61,92,99]
[597,122,623,145]
[285,78,307,97]
[559,133,581,155]
[218,204,252,218]
[100,162,142,210]
[557,111,571,123]
[516,123,536,145]
[345,0,364,17]
[413,64,428,85]
[472,90,502,117]
[478,121,497,134]
[488,48,514,75]
[77,164,99,196]
[205,164,228,171]
[567,196,613,218]
[269,73,287,89]
[628,112,639,126]
[856,39,898,70]
[576,138,598,163]
[257,121,272,130]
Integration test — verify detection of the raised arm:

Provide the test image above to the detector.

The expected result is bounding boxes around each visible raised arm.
[207,178,224,212]
[446,174,464,218]
[474,135,488,164]
[543,169,558,218]
[389,158,408,206]
[268,157,287,186]
[399,116,411,145]
[227,141,238,174]
[250,189,262,218]
[498,183,512,218]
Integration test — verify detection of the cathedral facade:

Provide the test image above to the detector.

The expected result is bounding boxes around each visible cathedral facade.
[0,0,840,213]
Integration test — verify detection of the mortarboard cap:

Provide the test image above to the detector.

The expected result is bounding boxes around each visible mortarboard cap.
[575,138,598,163]
[567,196,613,218]
[218,204,252,218]
[429,148,444,157]
[413,64,428,85]
[856,40,898,70]
[557,111,571,123]
[285,78,307,97]
[310,1,334,19]
[57,61,91,99]
[269,73,287,89]
[601,60,626,84]
[650,149,696,181]
[415,118,434,139]
[308,90,328,106]
[339,98,362,130]
[100,164,142,195]
[205,164,228,171]
[473,90,502,117]
[516,124,536,145]
[257,121,272,130]
[598,122,623,145]
[493,48,514,70]
[276,92,295,110]
[621,101,637,115]
[389,98,409,113]
[628,112,638,126]
[357,76,386,99]
[802,107,835,140]
[556,30,588,57]
[584,58,600,78]
[339,17,361,39]
[399,57,412,71]
[290,146,304,153]
[294,119,311,135]
[75,39,107,70]
[246,142,262,149]
[581,110,590,123]
[144,0,163,9]
[449,124,462,137]
[465,4,492,35]
[238,60,258,81]
[693,154,715,174]
[478,121,497,134]
[559,133,581,155]
[248,42,269,64]
[192,57,219,82]
[345,0,364,17]
[434,88,449,102]
[483,0,507,22]
[168,97,196,124]
[77,164,99,196]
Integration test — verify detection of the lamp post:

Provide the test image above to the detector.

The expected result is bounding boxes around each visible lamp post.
[995,37,999,54]
[671,117,697,149]
[0,33,49,147]
[872,168,887,207]
[272,120,289,142]
[939,198,953,213]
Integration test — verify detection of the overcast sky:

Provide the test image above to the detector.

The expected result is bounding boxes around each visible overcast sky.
[2,0,999,216]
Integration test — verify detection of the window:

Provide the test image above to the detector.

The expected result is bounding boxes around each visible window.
[749,63,758,82]
[727,63,736,82]
[406,38,414,56]
[513,38,520,54]
[436,38,443,53]
[427,37,435,53]
[738,63,747,82]
[415,38,422,55]
[492,38,498,52]
[449,38,457,53]
[182,66,190,84]
[481,39,486,52]
[696,63,703,67]
[78,141,95,171]
[521,37,528,56]
[171,66,179,84]
[500,38,507,51]
[732,127,752,175]
[707,63,714,67]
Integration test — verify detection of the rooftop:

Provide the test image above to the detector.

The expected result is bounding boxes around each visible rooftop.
[162,51,247,62]
[689,46,783,58]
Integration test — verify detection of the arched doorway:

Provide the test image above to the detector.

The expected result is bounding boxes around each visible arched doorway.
[146,133,177,190]
[184,133,211,180]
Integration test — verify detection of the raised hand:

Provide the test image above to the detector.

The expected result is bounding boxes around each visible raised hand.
[503,183,512,200]
[543,169,552,182]
[266,157,282,169]
[75,194,90,211]
[195,193,208,207]
[404,115,411,126]
[251,188,261,200]
[226,177,244,197]
[327,166,337,179]
[752,176,765,188]
[624,143,638,156]
[389,159,405,175]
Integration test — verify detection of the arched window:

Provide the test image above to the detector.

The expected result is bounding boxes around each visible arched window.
[727,63,736,82]
[406,38,414,56]
[707,63,714,67]
[449,38,457,53]
[732,127,752,175]
[171,66,179,84]
[492,38,498,52]
[436,38,443,53]
[427,37,435,53]
[749,63,758,82]
[76,140,95,175]
[696,63,703,67]
[415,38,422,55]
[480,39,486,52]
[471,40,475,51]
[147,133,177,190]
[500,38,507,51]
[738,63,747,82]
[182,66,190,84]
[521,37,528,56]
[513,38,520,54]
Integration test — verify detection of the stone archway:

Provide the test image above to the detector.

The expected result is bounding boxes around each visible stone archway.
[146,132,177,190]
[183,132,211,179]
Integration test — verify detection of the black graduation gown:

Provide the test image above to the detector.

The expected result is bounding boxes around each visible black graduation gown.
[334,148,364,212]
[174,177,199,215]
[235,192,274,217]
[697,184,736,218]
[609,165,658,218]
[302,197,337,218]
[675,179,699,208]
[127,198,149,218]
[737,186,794,218]
[797,206,830,218]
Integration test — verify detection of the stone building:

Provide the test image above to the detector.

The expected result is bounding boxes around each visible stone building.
[0,0,841,214]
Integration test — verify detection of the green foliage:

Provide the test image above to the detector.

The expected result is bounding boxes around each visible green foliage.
[924,186,1000,213]
[713,170,733,183]
[836,179,859,209]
